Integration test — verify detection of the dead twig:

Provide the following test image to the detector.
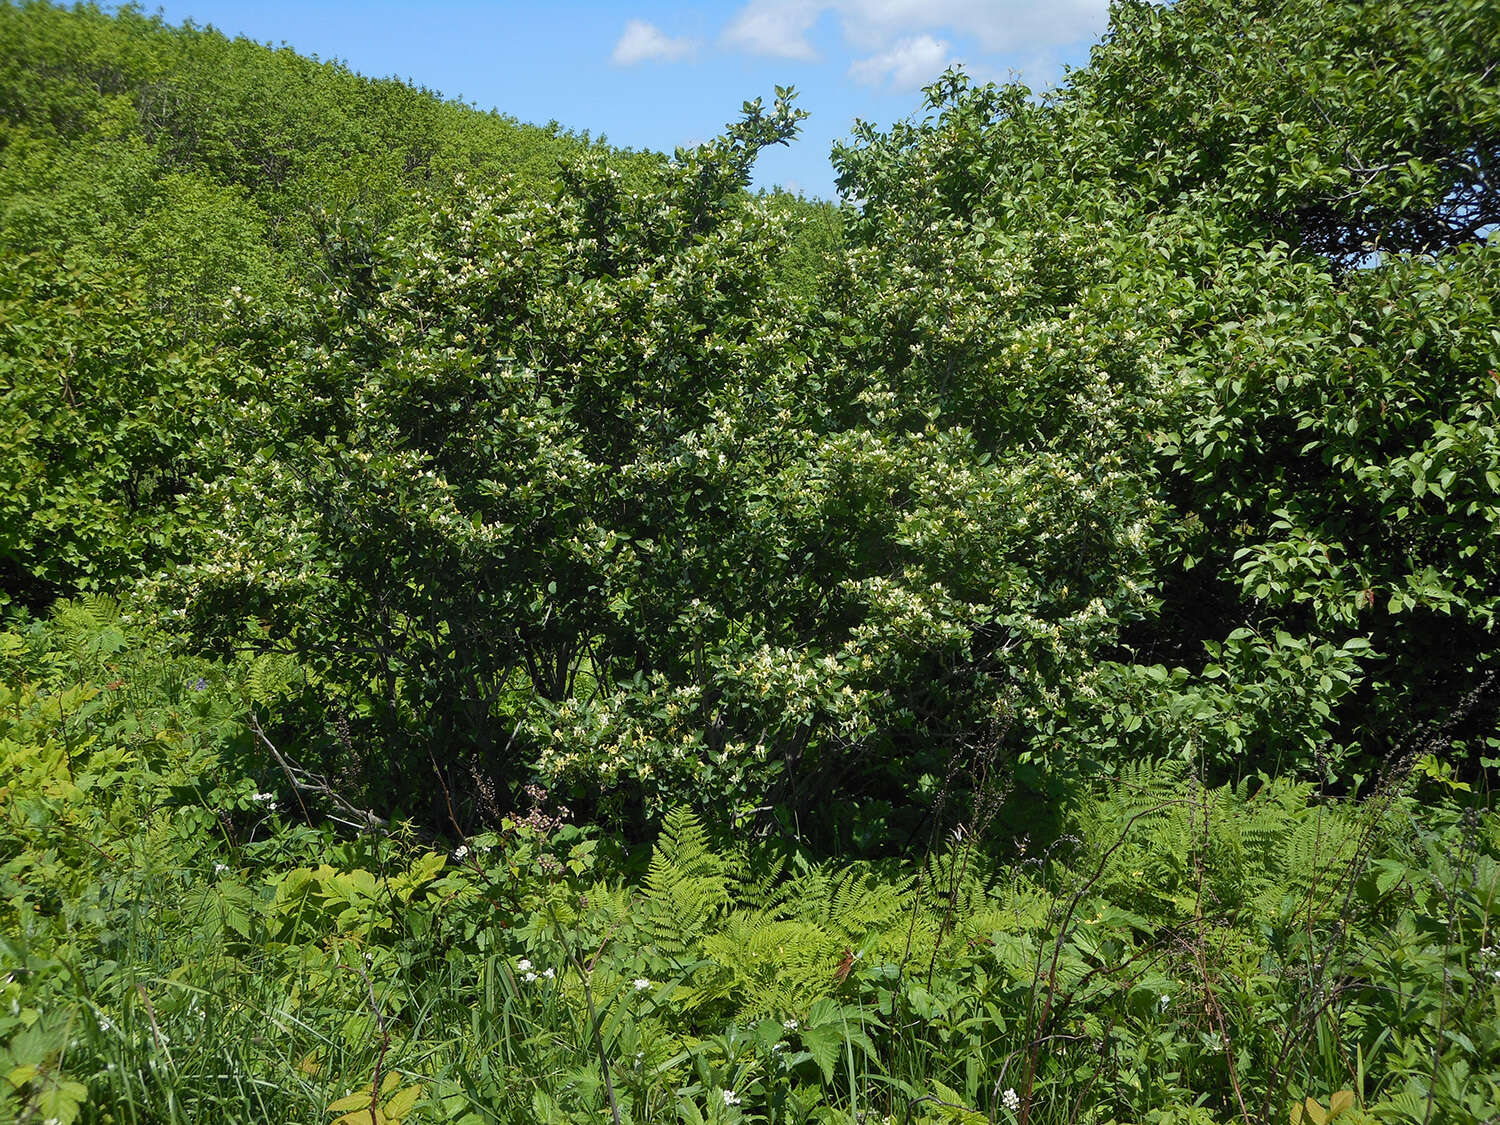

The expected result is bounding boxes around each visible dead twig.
[247,711,387,833]
[349,952,391,1125]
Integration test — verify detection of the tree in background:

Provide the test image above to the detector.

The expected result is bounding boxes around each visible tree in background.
[0,0,660,610]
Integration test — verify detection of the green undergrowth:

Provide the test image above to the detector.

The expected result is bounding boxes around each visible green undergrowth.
[4,605,1498,1124]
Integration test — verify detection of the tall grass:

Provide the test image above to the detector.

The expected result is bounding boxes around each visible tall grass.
[8,761,1494,1125]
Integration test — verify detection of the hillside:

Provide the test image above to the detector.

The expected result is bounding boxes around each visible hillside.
[0,0,652,263]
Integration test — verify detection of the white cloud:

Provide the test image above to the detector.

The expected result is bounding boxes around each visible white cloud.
[848,34,955,91]
[721,0,1109,62]
[721,0,821,60]
[611,19,698,66]
[840,0,1109,53]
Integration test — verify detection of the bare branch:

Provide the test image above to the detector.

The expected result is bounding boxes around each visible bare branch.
[247,711,388,833]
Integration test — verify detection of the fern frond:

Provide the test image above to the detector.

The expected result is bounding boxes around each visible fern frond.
[243,651,301,705]
[638,808,731,959]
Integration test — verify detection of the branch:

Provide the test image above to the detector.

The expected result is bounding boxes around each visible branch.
[247,711,388,833]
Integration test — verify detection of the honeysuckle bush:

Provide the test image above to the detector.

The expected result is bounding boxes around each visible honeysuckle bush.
[162,91,832,819]
[157,83,1164,837]
[10,0,1495,837]
[827,0,1500,785]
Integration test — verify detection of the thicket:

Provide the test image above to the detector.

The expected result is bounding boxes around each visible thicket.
[0,0,670,607]
[2,0,1499,1121]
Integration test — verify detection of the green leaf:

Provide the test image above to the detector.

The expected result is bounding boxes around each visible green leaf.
[801,1023,843,1081]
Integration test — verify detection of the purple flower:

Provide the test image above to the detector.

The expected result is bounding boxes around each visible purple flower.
[192,677,207,691]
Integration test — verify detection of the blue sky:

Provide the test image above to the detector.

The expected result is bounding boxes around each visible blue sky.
[129,1,1112,199]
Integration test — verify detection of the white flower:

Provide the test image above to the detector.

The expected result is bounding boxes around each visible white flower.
[251,792,274,803]
[523,971,538,982]
[782,1018,799,1031]
[213,863,229,876]
[1158,994,1170,1012]
[721,1090,741,1106]
[633,978,651,990]
[543,968,555,979]
[516,958,533,972]
[1002,1088,1020,1113]
[97,1017,113,1032]
[453,845,470,861]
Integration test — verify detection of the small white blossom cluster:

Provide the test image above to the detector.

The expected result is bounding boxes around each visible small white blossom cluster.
[535,677,714,786]
[723,643,873,738]
[516,958,554,983]
[1001,1088,1021,1113]
[1480,946,1500,981]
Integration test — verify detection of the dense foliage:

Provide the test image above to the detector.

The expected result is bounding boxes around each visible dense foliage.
[828,0,1500,787]
[3,605,1497,1124]
[2,0,1498,1121]
[0,0,665,607]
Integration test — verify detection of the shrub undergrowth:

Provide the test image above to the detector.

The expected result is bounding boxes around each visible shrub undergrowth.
[4,605,1497,1124]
